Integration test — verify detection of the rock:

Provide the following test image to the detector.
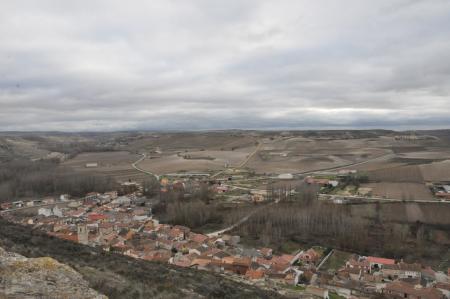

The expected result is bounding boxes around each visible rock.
[0,247,107,299]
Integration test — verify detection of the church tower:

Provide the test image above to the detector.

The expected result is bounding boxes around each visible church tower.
[77,224,89,245]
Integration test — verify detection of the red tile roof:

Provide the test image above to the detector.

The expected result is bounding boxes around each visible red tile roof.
[190,233,208,244]
[256,257,273,267]
[88,213,108,221]
[245,269,265,280]
[436,282,450,291]
[191,258,212,268]
[280,254,295,263]
[367,256,395,265]
[259,248,273,256]
[142,250,171,263]
[48,232,78,243]
[385,281,443,299]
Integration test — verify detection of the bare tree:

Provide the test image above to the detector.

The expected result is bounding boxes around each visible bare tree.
[142,176,160,197]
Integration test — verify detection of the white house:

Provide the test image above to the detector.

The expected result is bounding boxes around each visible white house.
[52,206,63,217]
[59,194,70,201]
[38,207,53,217]
[329,180,339,187]
[278,173,294,180]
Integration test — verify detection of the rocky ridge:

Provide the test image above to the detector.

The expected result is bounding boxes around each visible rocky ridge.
[0,246,107,299]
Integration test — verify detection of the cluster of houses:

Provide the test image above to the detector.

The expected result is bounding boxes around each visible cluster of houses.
[3,185,450,298]
[0,194,71,210]
[307,172,450,203]
[316,255,450,298]
[2,190,337,296]
[160,176,269,203]
[121,224,324,289]
[2,191,152,247]
[305,176,339,188]
[0,181,144,211]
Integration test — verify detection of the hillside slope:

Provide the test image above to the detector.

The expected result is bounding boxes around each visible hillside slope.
[0,218,284,299]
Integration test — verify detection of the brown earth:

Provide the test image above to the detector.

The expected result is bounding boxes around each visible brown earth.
[420,160,450,182]
[360,182,434,200]
[62,151,147,182]
[367,165,424,183]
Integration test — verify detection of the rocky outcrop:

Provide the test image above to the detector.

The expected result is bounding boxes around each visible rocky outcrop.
[0,247,107,299]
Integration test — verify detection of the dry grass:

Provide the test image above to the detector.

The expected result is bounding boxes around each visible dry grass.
[244,137,395,174]
[399,150,450,159]
[367,165,424,183]
[62,151,146,182]
[55,133,450,182]
[350,202,450,225]
[64,151,140,166]
[420,160,450,182]
[246,158,333,174]
[126,132,258,152]
[353,160,405,172]
[184,150,252,166]
[2,137,50,160]
[138,155,224,174]
[138,147,256,174]
[360,182,434,200]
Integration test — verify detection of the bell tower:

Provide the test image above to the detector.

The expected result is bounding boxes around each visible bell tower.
[77,224,89,245]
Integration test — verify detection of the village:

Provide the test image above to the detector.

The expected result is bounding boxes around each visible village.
[1,178,449,299]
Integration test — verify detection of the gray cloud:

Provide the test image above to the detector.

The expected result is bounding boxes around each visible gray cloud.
[1,0,450,131]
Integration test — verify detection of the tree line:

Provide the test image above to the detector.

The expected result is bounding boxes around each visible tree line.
[0,158,116,201]
[151,181,231,230]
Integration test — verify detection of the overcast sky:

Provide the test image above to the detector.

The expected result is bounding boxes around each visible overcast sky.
[1,1,450,131]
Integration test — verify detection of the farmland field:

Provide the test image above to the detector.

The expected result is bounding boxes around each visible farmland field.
[398,150,450,160]
[419,160,450,182]
[366,165,424,183]
[62,151,148,182]
[45,130,450,188]
[352,159,403,172]
[138,154,225,174]
[246,153,352,174]
[184,150,253,166]
[137,148,254,174]
[125,132,259,153]
[130,133,450,177]
[349,202,450,225]
[360,182,434,200]
[245,137,392,174]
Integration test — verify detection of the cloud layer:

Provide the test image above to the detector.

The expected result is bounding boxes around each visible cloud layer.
[1,0,450,131]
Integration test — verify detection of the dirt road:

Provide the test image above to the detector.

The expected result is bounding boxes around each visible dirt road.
[132,154,160,180]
